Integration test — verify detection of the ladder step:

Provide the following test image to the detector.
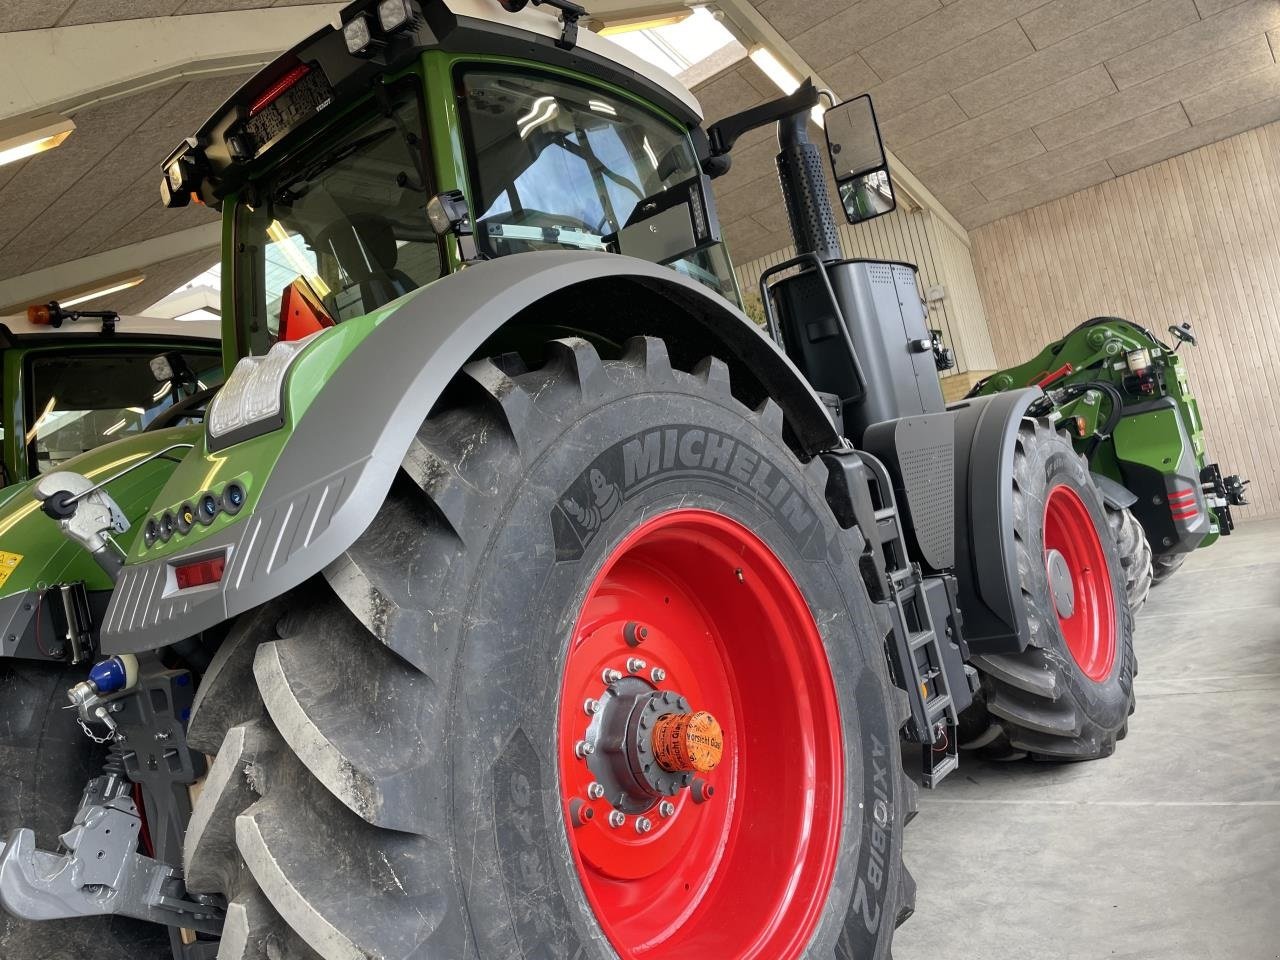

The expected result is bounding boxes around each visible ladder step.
[926,695,952,719]
[908,630,934,651]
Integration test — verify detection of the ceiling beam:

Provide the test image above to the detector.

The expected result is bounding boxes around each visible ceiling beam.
[0,222,221,314]
[0,6,344,123]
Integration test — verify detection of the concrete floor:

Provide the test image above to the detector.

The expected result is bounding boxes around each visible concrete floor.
[894,519,1280,960]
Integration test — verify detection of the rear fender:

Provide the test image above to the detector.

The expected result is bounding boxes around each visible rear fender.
[948,388,1041,655]
[101,252,839,654]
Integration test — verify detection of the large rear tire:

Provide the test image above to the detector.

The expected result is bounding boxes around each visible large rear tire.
[0,661,172,960]
[1106,502,1153,617]
[964,421,1136,761]
[182,337,914,959]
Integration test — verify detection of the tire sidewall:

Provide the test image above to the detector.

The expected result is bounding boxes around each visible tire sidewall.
[445,384,904,959]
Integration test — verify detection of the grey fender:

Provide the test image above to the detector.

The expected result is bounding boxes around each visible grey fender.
[102,252,839,653]
[947,387,1041,656]
[1090,472,1138,510]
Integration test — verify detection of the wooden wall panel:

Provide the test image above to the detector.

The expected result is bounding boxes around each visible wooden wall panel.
[971,120,1280,519]
[733,206,999,382]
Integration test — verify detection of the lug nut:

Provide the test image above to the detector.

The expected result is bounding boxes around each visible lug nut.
[575,740,595,758]
[624,622,649,646]
[626,657,647,674]
[608,810,626,829]
[659,801,676,818]
[569,798,594,827]
[692,779,715,804]
[584,698,601,716]
[635,817,653,834]
[587,781,605,800]
[602,668,623,684]
[651,667,666,683]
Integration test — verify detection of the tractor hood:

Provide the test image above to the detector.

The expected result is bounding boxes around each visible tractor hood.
[0,425,203,606]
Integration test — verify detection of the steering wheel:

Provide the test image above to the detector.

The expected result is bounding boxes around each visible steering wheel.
[1168,322,1197,347]
[144,386,220,433]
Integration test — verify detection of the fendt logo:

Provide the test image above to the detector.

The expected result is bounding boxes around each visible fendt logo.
[552,425,833,562]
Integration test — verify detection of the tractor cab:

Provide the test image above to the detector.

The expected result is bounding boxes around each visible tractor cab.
[163,0,754,366]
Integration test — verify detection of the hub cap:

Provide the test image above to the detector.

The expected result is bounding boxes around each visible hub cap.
[1043,485,1117,682]
[559,509,843,958]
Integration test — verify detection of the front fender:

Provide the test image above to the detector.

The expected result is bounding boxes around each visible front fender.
[948,387,1041,655]
[102,252,838,653]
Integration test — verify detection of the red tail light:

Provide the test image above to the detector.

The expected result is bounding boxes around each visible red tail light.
[1168,486,1199,521]
[249,63,311,117]
[173,555,225,590]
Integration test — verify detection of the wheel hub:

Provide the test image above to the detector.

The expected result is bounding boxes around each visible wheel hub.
[1045,547,1076,618]
[582,678,721,814]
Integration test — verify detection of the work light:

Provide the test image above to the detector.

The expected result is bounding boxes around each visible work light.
[377,0,413,31]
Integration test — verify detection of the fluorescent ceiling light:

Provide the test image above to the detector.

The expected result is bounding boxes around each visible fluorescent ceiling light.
[599,11,693,36]
[0,114,75,168]
[750,46,827,125]
[60,275,146,308]
[749,46,800,95]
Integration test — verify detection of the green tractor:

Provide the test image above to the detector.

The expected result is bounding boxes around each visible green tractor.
[0,306,221,958]
[1,3,1144,958]
[969,316,1248,609]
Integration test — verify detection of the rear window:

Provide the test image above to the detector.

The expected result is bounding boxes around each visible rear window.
[26,350,222,473]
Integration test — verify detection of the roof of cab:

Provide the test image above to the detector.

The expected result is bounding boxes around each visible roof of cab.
[0,315,221,344]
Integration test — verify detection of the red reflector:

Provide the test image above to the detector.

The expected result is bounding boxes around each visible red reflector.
[173,555,225,590]
[249,63,311,117]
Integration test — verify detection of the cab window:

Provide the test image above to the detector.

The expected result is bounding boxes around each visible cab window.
[460,69,739,304]
[234,86,443,357]
[25,350,222,474]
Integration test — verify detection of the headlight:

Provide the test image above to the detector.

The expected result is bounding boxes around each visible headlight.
[206,334,318,449]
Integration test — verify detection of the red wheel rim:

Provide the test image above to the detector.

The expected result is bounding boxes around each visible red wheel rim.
[1043,485,1117,682]
[558,509,843,959]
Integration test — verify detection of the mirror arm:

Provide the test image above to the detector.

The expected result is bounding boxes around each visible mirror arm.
[705,80,821,161]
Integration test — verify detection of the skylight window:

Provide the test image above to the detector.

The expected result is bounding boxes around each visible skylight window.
[605,7,745,86]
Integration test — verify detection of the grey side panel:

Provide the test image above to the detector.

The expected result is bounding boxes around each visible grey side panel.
[102,252,837,654]
[948,388,1041,655]
[0,591,37,660]
[1090,472,1138,510]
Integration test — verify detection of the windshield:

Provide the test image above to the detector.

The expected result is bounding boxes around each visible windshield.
[461,70,739,303]
[234,87,443,357]
[26,350,222,474]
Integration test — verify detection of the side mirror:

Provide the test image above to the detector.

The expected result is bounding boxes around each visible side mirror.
[823,95,896,225]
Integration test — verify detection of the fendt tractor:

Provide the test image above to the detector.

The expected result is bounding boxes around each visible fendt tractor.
[0,3,1140,958]
[0,304,223,958]
[970,316,1248,607]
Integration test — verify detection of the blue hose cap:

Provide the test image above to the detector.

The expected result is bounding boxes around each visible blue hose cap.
[88,655,137,694]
